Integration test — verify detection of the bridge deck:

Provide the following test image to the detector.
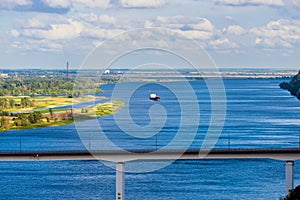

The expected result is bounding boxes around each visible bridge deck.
[1,148,300,162]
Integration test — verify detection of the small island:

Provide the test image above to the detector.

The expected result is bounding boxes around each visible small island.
[0,77,124,132]
[279,71,300,100]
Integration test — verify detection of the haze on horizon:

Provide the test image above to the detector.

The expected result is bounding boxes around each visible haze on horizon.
[0,0,300,70]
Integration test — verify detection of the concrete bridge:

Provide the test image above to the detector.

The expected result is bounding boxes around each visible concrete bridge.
[1,148,300,200]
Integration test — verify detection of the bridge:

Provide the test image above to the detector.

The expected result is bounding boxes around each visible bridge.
[1,148,300,200]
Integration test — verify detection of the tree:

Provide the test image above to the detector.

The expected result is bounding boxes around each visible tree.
[282,185,300,200]
[17,113,29,126]
[0,116,11,131]
[73,91,82,98]
[33,111,42,123]
[9,98,15,108]
[280,71,300,100]
[0,77,102,96]
[20,97,31,108]
[49,108,53,117]
[27,111,42,124]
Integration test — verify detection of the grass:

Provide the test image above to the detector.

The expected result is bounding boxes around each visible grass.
[94,101,125,116]
[1,96,104,113]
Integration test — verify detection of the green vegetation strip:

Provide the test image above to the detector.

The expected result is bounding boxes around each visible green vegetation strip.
[0,100,125,132]
[10,119,75,130]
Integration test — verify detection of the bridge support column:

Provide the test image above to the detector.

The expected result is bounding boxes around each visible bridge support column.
[116,162,125,200]
[286,160,294,195]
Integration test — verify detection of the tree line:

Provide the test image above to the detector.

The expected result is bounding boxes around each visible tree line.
[0,109,74,132]
[0,111,42,131]
[280,70,300,99]
[0,97,33,110]
[0,77,102,97]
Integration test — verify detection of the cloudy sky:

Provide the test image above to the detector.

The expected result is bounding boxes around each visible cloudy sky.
[0,0,300,69]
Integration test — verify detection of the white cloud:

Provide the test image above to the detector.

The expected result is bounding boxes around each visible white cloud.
[13,12,123,48]
[146,16,214,40]
[42,0,71,8]
[98,15,116,24]
[255,37,292,48]
[75,0,111,9]
[75,13,99,23]
[223,25,245,35]
[81,28,124,39]
[25,18,49,28]
[0,0,32,9]
[15,13,68,29]
[250,19,300,48]
[291,0,300,6]
[174,30,213,40]
[75,13,116,24]
[155,16,213,32]
[10,29,20,38]
[11,40,63,52]
[209,38,238,49]
[41,0,111,9]
[255,38,262,44]
[144,20,154,28]
[22,19,83,40]
[215,0,284,6]
[119,0,166,8]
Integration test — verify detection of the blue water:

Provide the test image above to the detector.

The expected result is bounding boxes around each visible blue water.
[0,78,300,199]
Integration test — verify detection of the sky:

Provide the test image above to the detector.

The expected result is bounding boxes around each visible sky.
[0,0,300,69]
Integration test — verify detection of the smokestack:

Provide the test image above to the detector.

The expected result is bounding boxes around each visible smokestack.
[66,61,69,79]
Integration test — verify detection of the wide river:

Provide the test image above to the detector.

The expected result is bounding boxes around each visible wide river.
[0,78,300,199]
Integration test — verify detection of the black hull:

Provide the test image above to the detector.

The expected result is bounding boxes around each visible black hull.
[150,97,160,101]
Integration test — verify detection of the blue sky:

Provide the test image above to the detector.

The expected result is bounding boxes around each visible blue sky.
[0,0,300,69]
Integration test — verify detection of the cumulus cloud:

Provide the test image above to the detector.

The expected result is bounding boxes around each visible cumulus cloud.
[119,0,166,8]
[10,29,20,38]
[41,0,111,9]
[22,19,83,40]
[0,0,32,9]
[9,12,125,53]
[98,15,116,24]
[250,19,300,48]
[291,0,300,6]
[12,40,63,52]
[209,38,238,49]
[12,12,124,49]
[75,13,116,24]
[223,25,245,35]
[17,14,68,29]
[81,28,124,39]
[42,0,71,8]
[215,0,284,6]
[145,16,214,40]
[75,0,111,9]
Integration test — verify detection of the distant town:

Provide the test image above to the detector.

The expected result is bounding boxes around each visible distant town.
[0,68,297,81]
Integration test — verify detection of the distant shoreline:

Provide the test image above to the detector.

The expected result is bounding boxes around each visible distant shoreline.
[113,74,293,83]
[0,68,297,80]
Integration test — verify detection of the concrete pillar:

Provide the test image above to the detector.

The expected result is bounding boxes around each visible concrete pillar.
[286,160,294,195]
[116,162,125,200]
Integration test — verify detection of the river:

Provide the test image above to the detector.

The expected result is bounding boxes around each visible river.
[0,78,299,199]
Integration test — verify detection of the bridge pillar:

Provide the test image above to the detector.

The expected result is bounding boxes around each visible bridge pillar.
[116,162,125,200]
[286,160,294,195]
